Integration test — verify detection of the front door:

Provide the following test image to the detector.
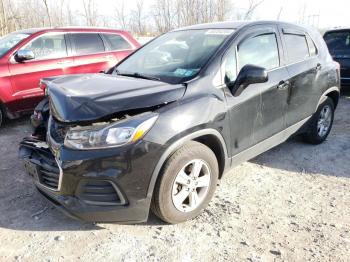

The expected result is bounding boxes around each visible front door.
[223,25,288,156]
[8,33,72,111]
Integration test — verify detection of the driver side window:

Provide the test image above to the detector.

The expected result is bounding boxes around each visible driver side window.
[23,34,67,60]
[237,33,280,71]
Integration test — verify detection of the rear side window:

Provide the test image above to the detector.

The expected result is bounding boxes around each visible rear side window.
[24,34,67,60]
[237,33,280,71]
[284,34,310,63]
[324,31,350,56]
[103,34,132,50]
[306,35,317,56]
[70,33,105,55]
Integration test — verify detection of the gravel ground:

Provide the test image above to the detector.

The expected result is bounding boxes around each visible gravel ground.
[0,92,349,262]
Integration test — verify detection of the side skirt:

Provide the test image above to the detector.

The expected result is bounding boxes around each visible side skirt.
[230,116,311,168]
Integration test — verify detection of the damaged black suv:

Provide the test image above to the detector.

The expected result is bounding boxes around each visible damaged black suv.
[20,21,340,224]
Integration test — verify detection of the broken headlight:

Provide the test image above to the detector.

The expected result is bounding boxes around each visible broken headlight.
[64,113,158,150]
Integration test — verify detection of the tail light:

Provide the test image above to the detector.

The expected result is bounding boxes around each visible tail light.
[335,61,341,70]
[39,80,49,96]
[39,80,47,91]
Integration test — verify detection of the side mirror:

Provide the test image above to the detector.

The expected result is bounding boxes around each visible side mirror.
[15,50,35,62]
[227,64,268,97]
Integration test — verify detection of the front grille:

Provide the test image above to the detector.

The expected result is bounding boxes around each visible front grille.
[39,165,60,189]
[76,180,126,206]
[49,117,69,143]
[35,150,61,190]
[22,144,61,191]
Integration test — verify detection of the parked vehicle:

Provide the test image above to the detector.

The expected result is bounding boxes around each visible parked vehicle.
[19,21,340,224]
[0,27,140,127]
[324,28,350,86]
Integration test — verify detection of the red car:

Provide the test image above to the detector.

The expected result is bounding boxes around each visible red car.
[0,27,140,127]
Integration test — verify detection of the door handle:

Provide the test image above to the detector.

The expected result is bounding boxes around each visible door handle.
[277,80,290,90]
[104,55,114,60]
[57,60,72,65]
[316,63,322,71]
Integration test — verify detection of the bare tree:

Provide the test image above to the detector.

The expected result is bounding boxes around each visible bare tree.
[276,6,283,21]
[243,0,264,20]
[0,0,8,35]
[42,0,52,26]
[82,0,98,26]
[152,0,232,32]
[0,0,263,37]
[114,0,128,30]
[129,0,147,35]
[298,3,307,24]
[152,0,177,33]
[216,0,231,21]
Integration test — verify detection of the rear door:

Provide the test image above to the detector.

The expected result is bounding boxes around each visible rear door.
[101,33,136,62]
[324,30,350,85]
[68,33,117,74]
[279,27,321,126]
[8,32,72,111]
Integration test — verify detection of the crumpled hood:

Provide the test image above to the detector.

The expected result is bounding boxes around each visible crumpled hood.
[46,74,186,123]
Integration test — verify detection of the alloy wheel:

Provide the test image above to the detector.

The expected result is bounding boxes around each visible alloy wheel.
[171,159,211,213]
[317,105,332,137]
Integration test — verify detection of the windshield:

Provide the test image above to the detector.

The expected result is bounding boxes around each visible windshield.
[0,33,30,57]
[324,31,350,57]
[115,29,234,84]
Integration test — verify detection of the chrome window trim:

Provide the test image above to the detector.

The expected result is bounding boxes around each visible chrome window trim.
[101,32,135,51]
[12,32,69,63]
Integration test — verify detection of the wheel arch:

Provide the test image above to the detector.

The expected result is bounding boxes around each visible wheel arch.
[146,129,229,199]
[326,90,340,109]
[316,86,340,111]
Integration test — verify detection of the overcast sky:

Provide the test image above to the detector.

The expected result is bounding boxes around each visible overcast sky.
[73,0,350,29]
[248,0,350,28]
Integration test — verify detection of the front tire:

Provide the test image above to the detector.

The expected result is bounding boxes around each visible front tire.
[303,97,334,144]
[151,141,219,224]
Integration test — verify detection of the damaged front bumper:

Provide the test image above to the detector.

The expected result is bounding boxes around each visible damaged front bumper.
[19,136,164,223]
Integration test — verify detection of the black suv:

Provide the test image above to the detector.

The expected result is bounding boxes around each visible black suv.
[20,21,340,224]
[324,28,350,86]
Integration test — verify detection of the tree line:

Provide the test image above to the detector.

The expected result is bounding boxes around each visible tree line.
[0,0,265,36]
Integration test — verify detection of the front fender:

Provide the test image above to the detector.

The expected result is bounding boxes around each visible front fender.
[145,128,229,199]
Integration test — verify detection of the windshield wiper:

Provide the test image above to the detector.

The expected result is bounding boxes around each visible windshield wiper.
[116,71,161,81]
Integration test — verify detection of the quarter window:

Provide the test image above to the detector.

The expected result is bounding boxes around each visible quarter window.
[224,48,237,83]
[306,35,317,56]
[237,33,280,71]
[70,33,105,55]
[24,34,67,60]
[103,34,132,50]
[284,34,310,63]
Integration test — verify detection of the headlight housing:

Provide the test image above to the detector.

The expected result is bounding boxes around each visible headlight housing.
[64,113,158,150]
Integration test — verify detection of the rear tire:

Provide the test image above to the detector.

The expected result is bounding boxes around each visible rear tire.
[303,97,334,145]
[151,141,219,224]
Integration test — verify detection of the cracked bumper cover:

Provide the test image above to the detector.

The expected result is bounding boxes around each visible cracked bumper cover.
[19,137,164,223]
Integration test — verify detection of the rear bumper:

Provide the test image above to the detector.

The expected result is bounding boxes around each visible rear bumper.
[19,137,164,223]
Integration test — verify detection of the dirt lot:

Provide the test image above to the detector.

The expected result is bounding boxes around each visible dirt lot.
[0,93,349,262]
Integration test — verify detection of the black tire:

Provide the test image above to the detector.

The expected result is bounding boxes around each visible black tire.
[151,141,219,224]
[303,97,334,145]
